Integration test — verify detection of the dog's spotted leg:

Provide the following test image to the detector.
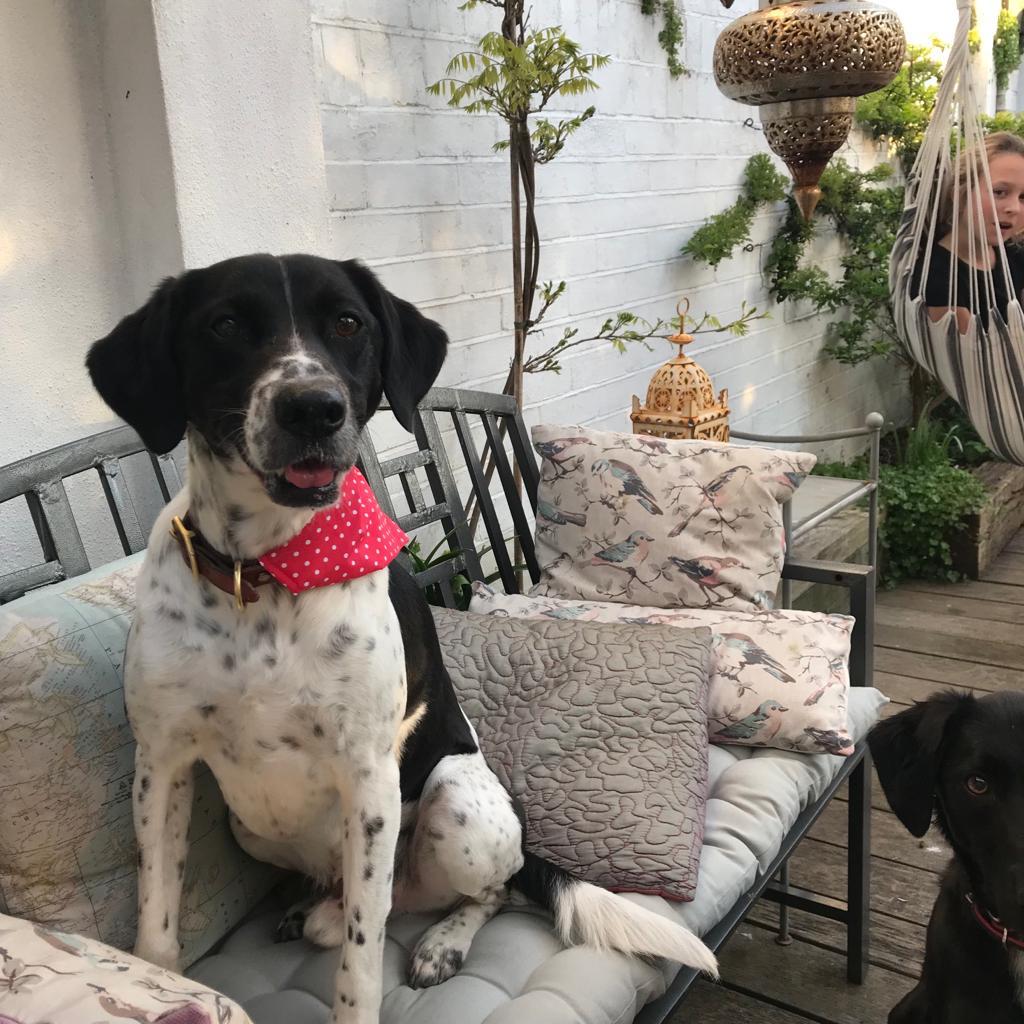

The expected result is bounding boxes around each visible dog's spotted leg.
[132,745,196,972]
[326,753,401,1024]
[395,751,523,987]
[408,886,506,988]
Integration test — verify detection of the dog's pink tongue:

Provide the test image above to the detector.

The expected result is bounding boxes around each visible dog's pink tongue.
[284,462,336,489]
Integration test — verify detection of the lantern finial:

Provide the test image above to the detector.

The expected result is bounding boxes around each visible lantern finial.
[630,298,730,443]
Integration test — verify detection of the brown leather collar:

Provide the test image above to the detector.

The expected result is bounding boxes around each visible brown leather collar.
[169,514,276,609]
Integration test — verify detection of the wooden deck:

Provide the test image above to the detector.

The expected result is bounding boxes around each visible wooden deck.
[669,530,1024,1023]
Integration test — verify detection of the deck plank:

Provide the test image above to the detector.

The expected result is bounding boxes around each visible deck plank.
[876,587,1024,625]
[667,980,818,1023]
[712,922,917,1024]
[981,551,1024,585]
[874,646,1024,689]
[897,578,1024,605]
[808,800,951,872]
[746,901,928,976]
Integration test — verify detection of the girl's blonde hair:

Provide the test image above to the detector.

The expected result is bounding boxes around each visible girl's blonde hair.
[938,131,1024,243]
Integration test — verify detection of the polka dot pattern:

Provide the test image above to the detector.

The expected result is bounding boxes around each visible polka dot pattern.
[259,468,408,594]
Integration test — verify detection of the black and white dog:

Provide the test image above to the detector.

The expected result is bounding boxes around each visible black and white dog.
[87,254,716,1023]
[869,690,1024,1023]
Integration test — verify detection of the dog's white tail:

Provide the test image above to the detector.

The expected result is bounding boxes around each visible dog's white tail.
[512,852,718,977]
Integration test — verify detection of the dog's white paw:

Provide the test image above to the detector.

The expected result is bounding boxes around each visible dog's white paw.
[134,936,181,973]
[408,928,470,988]
[303,897,347,948]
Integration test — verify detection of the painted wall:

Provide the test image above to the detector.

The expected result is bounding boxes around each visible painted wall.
[3,0,1005,575]
[314,0,911,467]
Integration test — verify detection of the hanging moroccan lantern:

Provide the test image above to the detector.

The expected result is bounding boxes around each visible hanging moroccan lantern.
[631,301,731,442]
[713,0,906,219]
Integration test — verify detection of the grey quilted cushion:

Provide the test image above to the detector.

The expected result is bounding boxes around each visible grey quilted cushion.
[430,609,714,902]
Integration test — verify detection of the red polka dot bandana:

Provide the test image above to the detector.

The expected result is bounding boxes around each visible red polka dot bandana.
[258,468,408,593]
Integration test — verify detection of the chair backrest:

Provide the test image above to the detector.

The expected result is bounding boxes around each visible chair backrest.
[360,387,540,606]
[1,389,541,609]
[0,427,182,603]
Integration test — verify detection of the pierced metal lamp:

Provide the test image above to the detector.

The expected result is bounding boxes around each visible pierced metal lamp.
[713,0,906,219]
[630,301,731,442]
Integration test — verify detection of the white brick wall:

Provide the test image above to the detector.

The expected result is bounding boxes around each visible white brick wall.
[317,0,909,463]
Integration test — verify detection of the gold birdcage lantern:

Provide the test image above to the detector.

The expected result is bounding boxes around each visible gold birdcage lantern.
[631,301,730,442]
[713,0,906,219]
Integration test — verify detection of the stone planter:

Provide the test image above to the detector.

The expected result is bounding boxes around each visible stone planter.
[950,461,1024,579]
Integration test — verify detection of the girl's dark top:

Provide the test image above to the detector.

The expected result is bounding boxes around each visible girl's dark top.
[912,240,1024,322]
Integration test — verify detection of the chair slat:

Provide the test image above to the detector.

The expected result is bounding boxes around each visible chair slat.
[414,409,483,583]
[412,555,471,592]
[394,503,449,534]
[481,412,540,584]
[357,441,396,522]
[35,479,90,578]
[399,469,426,515]
[152,452,183,502]
[378,450,433,477]
[506,403,540,515]
[0,562,66,604]
[451,409,517,593]
[98,459,147,555]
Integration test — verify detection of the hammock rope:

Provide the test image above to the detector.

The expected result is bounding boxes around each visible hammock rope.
[890,0,1024,463]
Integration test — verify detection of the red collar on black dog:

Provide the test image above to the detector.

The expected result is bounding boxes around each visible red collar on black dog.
[170,467,408,608]
[967,893,1024,951]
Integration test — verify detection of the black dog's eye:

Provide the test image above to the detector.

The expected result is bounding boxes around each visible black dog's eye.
[965,775,989,796]
[334,315,361,338]
[212,316,239,339]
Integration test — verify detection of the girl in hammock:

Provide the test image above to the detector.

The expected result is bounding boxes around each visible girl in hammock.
[912,131,1024,332]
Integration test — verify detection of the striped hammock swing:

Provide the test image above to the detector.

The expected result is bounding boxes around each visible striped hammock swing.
[890,0,1024,463]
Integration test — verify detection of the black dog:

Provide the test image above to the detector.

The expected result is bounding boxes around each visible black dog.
[869,690,1024,1023]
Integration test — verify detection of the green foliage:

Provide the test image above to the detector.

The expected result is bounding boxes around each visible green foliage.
[877,459,985,586]
[790,161,905,365]
[681,154,790,267]
[640,0,686,78]
[428,25,609,164]
[854,43,944,172]
[929,397,996,467]
[403,535,473,609]
[982,110,1024,135]
[815,415,987,586]
[993,6,1023,93]
[968,3,982,55]
[524,300,768,375]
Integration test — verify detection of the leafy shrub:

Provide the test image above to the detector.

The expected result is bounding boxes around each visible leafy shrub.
[814,415,987,587]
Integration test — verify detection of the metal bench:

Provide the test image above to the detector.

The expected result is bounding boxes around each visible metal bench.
[0,386,875,1021]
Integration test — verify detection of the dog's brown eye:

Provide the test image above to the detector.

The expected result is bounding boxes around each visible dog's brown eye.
[212,316,239,339]
[334,315,361,337]
[966,775,989,795]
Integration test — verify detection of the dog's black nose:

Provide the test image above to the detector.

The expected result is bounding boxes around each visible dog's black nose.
[274,385,347,439]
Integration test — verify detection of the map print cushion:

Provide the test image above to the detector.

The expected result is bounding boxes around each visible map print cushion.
[529,424,815,612]
[0,555,278,968]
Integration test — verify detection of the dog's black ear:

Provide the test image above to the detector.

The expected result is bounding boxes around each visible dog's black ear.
[868,691,973,837]
[86,277,186,454]
[340,260,448,431]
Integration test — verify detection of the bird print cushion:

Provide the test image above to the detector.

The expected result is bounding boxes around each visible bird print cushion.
[470,583,856,756]
[431,609,714,901]
[0,911,251,1023]
[529,425,816,612]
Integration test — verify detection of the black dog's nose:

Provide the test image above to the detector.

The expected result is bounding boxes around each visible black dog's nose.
[274,385,347,439]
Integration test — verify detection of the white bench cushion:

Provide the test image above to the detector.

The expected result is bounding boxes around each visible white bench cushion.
[189,689,887,1024]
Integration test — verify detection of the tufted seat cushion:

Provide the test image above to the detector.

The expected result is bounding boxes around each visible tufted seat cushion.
[188,688,887,1024]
